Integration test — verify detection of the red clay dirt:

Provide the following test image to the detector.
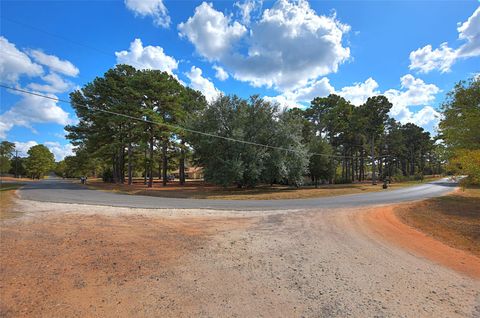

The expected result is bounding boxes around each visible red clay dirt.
[0,213,253,317]
[362,205,480,279]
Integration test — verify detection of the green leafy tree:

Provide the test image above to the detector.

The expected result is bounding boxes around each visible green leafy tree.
[0,141,15,174]
[359,96,392,184]
[308,137,334,187]
[276,110,309,187]
[439,77,480,185]
[25,145,54,179]
[439,77,480,151]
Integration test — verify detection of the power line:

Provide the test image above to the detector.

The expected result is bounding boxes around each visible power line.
[1,17,112,56]
[1,84,386,159]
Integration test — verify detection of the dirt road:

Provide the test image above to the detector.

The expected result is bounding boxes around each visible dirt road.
[1,200,479,317]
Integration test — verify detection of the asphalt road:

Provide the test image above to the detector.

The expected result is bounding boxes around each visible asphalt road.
[17,177,457,210]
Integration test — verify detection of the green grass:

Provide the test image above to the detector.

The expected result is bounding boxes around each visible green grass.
[0,183,24,192]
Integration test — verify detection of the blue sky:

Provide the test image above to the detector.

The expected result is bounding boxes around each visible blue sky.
[1,0,479,160]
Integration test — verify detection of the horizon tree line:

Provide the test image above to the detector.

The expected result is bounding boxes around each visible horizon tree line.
[4,66,477,187]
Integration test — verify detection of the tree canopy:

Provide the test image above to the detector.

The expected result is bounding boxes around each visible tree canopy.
[63,65,448,188]
[439,77,480,185]
[25,145,55,179]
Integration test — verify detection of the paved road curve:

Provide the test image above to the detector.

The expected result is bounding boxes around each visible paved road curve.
[17,177,457,210]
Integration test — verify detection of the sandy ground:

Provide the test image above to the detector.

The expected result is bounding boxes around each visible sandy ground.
[1,199,479,317]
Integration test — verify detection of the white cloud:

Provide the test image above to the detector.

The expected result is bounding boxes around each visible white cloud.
[115,38,178,74]
[178,2,247,60]
[338,77,379,106]
[13,140,73,161]
[29,50,79,77]
[265,74,441,128]
[0,36,43,83]
[263,95,302,109]
[409,6,480,73]
[0,90,71,139]
[457,6,480,58]
[235,0,263,25]
[264,77,334,109]
[407,106,441,127]
[213,65,229,81]
[408,43,456,73]
[186,66,221,102]
[27,72,73,93]
[13,141,38,157]
[179,0,350,92]
[125,0,170,28]
[44,141,74,161]
[384,74,440,120]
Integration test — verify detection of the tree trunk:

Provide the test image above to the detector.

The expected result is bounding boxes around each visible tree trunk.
[179,139,186,186]
[144,146,147,185]
[371,134,376,185]
[148,135,154,188]
[162,138,168,186]
[158,160,163,180]
[120,146,125,184]
[128,143,133,185]
[360,149,365,181]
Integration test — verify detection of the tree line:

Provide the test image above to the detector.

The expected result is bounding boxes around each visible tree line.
[0,142,55,179]
[3,70,476,186]
[57,64,450,188]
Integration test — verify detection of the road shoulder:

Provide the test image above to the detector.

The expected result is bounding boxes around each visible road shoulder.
[361,203,480,279]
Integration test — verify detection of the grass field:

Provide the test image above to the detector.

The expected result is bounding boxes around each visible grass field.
[395,186,480,257]
[0,183,24,220]
[85,176,443,200]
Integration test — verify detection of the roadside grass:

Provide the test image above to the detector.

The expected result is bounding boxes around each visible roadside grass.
[395,186,480,257]
[0,177,37,182]
[0,183,25,192]
[85,175,443,200]
[0,183,24,220]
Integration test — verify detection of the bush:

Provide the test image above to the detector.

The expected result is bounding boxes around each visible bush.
[449,149,480,186]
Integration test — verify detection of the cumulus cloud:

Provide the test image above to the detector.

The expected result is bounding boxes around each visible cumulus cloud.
[235,0,263,25]
[338,77,380,106]
[186,66,221,102]
[264,77,334,109]
[213,65,229,81]
[457,6,480,58]
[125,0,170,28]
[407,106,441,127]
[408,43,456,74]
[178,0,350,91]
[0,37,78,141]
[384,74,440,120]
[115,38,178,74]
[0,91,71,139]
[13,141,39,157]
[13,140,74,160]
[263,95,302,109]
[29,50,79,77]
[409,6,480,73]
[27,72,73,93]
[0,36,43,83]
[265,74,441,129]
[44,141,74,161]
[178,2,247,60]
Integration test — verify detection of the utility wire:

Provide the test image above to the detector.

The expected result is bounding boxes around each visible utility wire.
[1,84,391,159]
[1,17,112,56]
[1,18,389,160]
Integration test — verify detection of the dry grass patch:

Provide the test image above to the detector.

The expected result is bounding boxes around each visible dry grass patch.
[395,187,480,257]
[0,183,24,220]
